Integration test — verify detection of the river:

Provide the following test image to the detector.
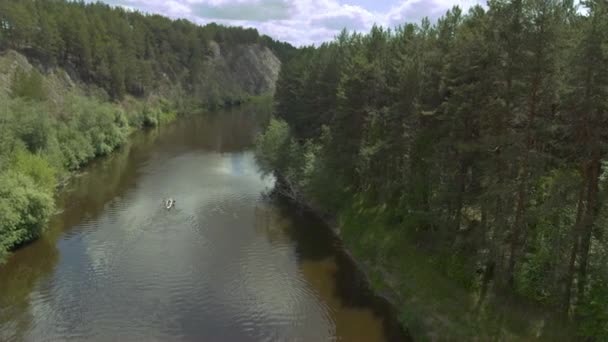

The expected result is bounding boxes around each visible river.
[0,103,407,342]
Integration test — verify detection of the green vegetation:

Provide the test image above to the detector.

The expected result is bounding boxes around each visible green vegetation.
[0,0,293,104]
[0,0,288,262]
[0,66,177,262]
[256,0,608,339]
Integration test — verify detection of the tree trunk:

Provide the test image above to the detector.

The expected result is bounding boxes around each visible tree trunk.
[562,183,586,317]
[454,158,467,232]
[507,71,538,288]
[507,172,527,288]
[476,201,494,311]
[576,155,602,307]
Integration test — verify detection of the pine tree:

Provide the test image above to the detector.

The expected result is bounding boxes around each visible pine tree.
[562,0,608,316]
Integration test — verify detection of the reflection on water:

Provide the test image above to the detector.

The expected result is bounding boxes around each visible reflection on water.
[0,103,408,341]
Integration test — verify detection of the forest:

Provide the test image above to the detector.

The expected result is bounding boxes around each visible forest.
[0,0,292,100]
[255,0,608,339]
[0,0,290,262]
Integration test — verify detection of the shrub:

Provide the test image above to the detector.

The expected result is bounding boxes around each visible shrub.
[10,67,47,101]
[0,171,54,262]
[11,148,56,192]
[254,118,291,175]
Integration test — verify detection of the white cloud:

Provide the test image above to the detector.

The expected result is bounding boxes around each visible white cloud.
[386,0,446,26]
[310,4,376,31]
[385,0,484,26]
[95,0,485,46]
[191,0,296,21]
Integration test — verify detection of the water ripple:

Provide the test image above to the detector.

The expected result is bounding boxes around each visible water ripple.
[0,113,392,342]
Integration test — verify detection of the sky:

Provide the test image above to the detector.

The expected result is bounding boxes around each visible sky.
[97,0,486,46]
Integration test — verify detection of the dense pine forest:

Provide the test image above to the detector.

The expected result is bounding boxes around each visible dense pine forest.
[0,0,289,262]
[256,0,608,339]
[0,0,293,101]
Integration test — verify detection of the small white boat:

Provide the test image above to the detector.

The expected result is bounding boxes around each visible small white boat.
[165,198,175,209]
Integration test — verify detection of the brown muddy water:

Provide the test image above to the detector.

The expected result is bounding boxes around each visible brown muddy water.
[0,104,408,342]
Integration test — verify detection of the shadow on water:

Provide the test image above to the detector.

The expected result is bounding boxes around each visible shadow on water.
[0,105,269,341]
[0,121,162,342]
[272,197,412,342]
[57,102,270,237]
[0,238,59,341]
[0,102,409,342]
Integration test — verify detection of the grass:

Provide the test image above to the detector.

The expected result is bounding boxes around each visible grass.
[338,198,577,341]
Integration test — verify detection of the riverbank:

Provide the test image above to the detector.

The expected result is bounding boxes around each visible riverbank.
[0,105,403,341]
[271,177,411,341]
[256,103,580,341]
[0,90,177,263]
[269,174,577,341]
[0,89,275,264]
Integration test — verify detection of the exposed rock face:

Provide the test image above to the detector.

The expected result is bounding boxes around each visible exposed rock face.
[0,50,32,96]
[1,42,281,105]
[193,42,281,104]
[206,42,280,95]
[224,43,281,95]
[0,50,76,106]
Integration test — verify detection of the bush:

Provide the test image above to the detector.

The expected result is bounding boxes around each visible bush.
[254,118,291,175]
[577,281,608,340]
[10,67,47,101]
[0,78,177,262]
[56,123,95,170]
[10,99,52,153]
[11,148,56,192]
[0,171,54,262]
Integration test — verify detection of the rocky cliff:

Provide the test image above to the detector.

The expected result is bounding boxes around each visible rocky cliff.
[209,41,281,95]
[191,42,281,106]
[0,42,281,108]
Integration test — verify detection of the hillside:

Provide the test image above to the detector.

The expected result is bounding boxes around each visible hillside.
[255,1,608,340]
[0,42,281,108]
[195,41,281,107]
[0,0,290,106]
[0,0,288,262]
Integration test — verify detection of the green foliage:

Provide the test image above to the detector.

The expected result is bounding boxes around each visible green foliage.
[0,86,177,263]
[55,122,95,171]
[256,0,608,338]
[0,0,283,263]
[0,0,294,101]
[0,171,54,262]
[8,99,52,153]
[0,1,36,49]
[65,96,130,156]
[10,67,47,101]
[254,118,291,176]
[577,275,608,340]
[11,148,56,192]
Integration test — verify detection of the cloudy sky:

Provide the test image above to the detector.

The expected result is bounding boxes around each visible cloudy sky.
[97,0,485,46]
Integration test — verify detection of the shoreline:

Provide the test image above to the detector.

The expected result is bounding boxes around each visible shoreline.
[270,175,412,341]
[3,96,273,263]
[269,174,577,341]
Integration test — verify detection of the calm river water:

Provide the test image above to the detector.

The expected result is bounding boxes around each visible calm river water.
[0,104,407,342]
